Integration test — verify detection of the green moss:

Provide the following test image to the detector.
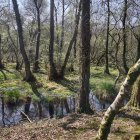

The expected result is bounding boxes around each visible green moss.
[96,110,116,140]
[100,82,114,92]
[32,94,40,103]
[90,67,117,102]
[128,75,140,108]
[127,65,140,85]
[3,89,20,104]
[0,66,118,105]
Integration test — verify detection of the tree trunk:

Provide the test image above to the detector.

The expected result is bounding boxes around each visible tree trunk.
[96,59,140,140]
[24,96,31,116]
[59,0,65,64]
[64,98,70,113]
[1,96,5,126]
[104,0,110,75]
[73,0,79,59]
[38,101,42,118]
[48,0,58,80]
[128,38,140,109]
[12,0,35,81]
[128,75,140,109]
[78,0,92,114]
[0,34,4,69]
[49,101,54,118]
[136,38,140,62]
[122,0,129,74]
[54,4,59,62]
[16,60,20,70]
[54,5,59,46]
[33,0,41,72]
[58,0,82,79]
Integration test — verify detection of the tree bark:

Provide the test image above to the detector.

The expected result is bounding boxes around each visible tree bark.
[54,5,59,46]
[33,0,41,72]
[24,96,31,116]
[59,0,65,64]
[78,0,92,114]
[48,0,58,80]
[104,0,110,75]
[12,0,35,81]
[64,98,70,113]
[128,75,140,109]
[96,59,140,140]
[1,96,5,126]
[0,34,4,69]
[128,37,140,109]
[136,38,140,62]
[49,101,54,118]
[122,0,129,74]
[54,4,59,62]
[38,101,42,118]
[73,0,79,59]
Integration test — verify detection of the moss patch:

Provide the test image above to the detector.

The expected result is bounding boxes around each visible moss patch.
[0,66,119,104]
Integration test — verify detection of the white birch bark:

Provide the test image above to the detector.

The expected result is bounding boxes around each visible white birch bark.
[96,59,140,140]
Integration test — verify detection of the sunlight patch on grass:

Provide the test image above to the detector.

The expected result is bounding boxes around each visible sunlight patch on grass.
[0,66,119,103]
[90,67,118,101]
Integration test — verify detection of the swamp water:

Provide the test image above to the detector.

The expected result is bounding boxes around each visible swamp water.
[0,91,111,126]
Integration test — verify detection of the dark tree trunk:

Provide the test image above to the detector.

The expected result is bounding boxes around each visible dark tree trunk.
[33,0,41,72]
[78,0,92,114]
[59,0,65,64]
[73,0,79,59]
[48,0,58,80]
[12,0,35,81]
[136,38,140,62]
[54,4,59,61]
[54,5,59,45]
[0,35,4,69]
[104,0,110,75]
[122,0,129,74]
[60,100,64,117]
[16,60,20,70]
[24,96,31,116]
[49,101,54,118]
[64,98,70,113]
[1,96,5,126]
[58,0,82,79]
[96,59,140,140]
[38,101,42,118]
[131,135,140,140]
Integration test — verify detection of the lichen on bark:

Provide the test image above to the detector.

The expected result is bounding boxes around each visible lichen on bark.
[96,59,140,140]
[128,75,140,109]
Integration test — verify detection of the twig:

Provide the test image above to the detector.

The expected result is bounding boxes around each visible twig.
[21,111,32,123]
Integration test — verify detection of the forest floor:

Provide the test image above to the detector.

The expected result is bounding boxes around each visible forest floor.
[1,64,139,140]
[0,109,140,140]
[0,63,119,104]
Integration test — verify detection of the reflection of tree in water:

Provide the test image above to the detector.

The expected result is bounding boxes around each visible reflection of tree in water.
[0,91,116,126]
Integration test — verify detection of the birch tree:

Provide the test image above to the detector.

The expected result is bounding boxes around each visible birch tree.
[96,59,140,140]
